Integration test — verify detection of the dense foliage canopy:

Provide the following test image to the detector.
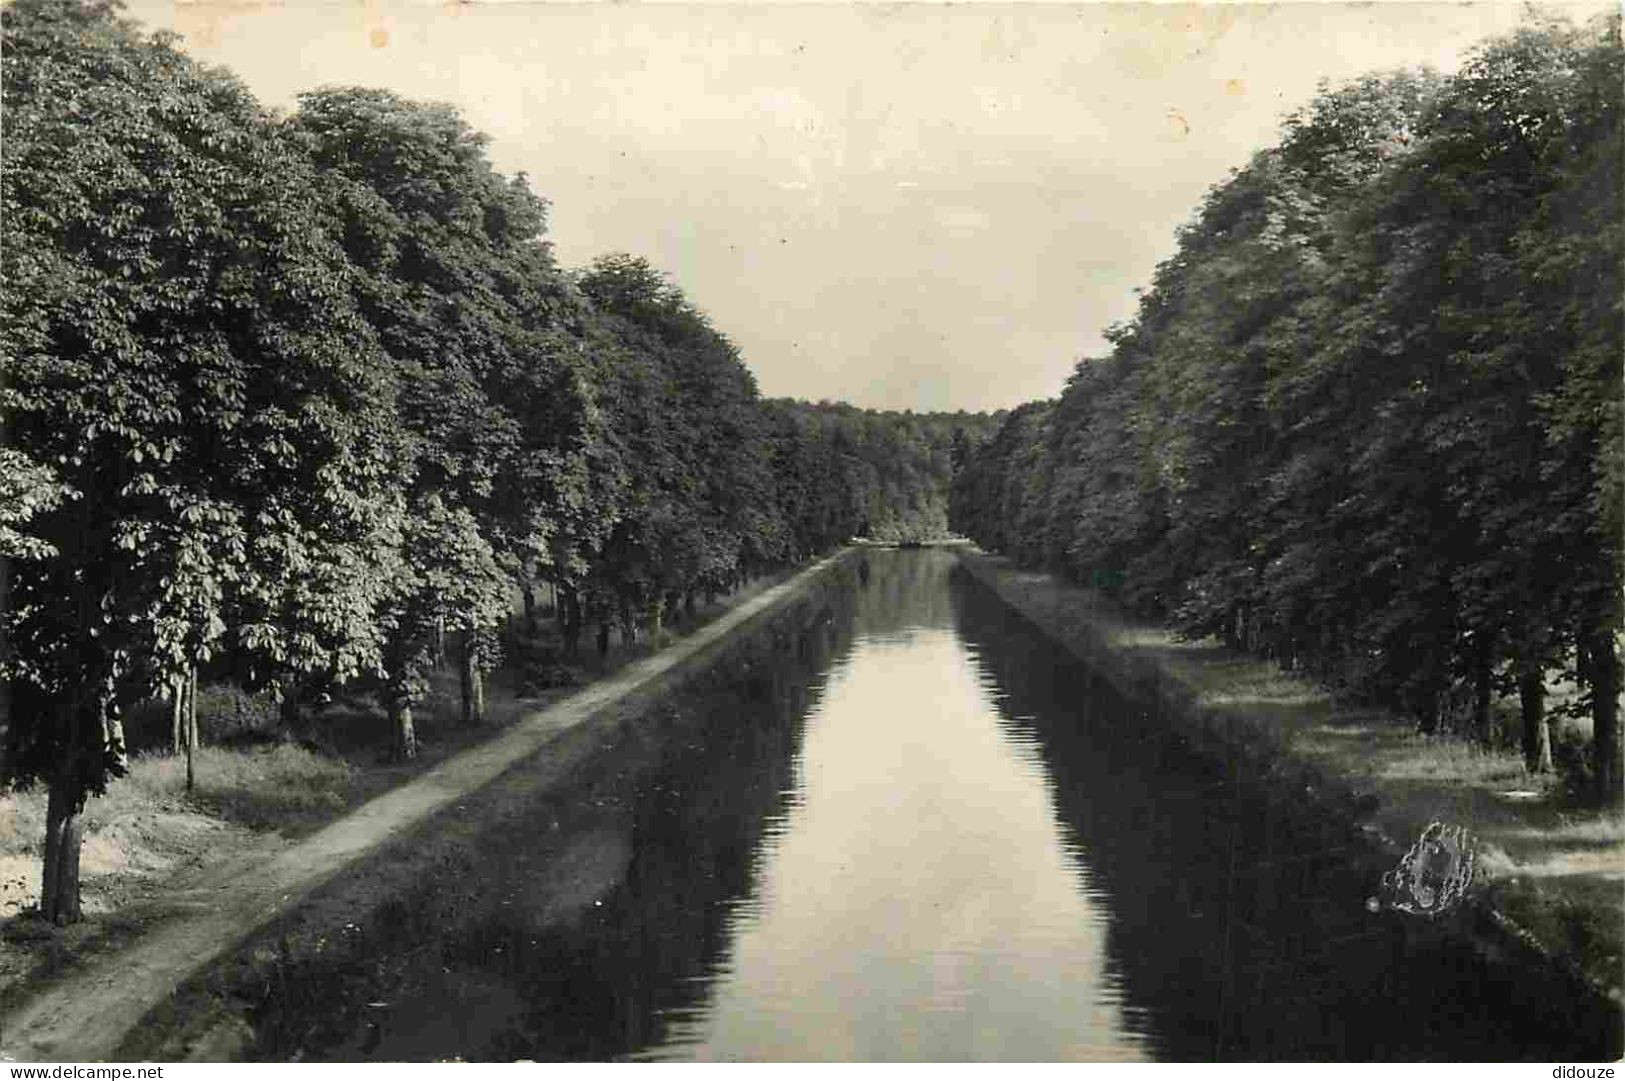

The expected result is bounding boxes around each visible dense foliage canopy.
[952,14,1623,804]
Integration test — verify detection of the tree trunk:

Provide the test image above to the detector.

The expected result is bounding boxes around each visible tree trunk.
[561,589,582,658]
[459,640,473,725]
[1416,693,1440,736]
[1277,633,1296,672]
[279,674,300,732]
[185,666,198,792]
[187,667,200,749]
[559,585,578,653]
[390,698,417,761]
[596,622,611,659]
[1585,630,1620,804]
[1317,623,1337,676]
[684,591,696,621]
[41,768,86,925]
[170,673,186,756]
[1472,634,1495,748]
[1519,667,1552,775]
[0,552,10,773]
[459,637,486,726]
[102,684,128,780]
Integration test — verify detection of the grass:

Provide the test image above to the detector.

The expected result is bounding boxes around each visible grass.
[1503,814,1625,848]
[0,664,512,931]
[1370,733,1538,787]
[0,745,354,863]
[1197,669,1327,709]
[139,746,355,833]
[1490,874,1625,995]
[0,673,515,1008]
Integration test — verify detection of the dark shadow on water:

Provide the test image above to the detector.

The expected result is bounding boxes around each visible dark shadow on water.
[949,569,1622,1062]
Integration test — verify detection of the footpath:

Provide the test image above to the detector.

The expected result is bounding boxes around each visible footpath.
[0,551,850,1063]
[956,550,1624,1010]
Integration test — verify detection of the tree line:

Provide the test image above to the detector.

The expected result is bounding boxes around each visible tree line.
[0,0,991,923]
[952,14,1622,804]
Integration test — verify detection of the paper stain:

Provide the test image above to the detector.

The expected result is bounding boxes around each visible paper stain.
[360,0,392,52]
[171,0,279,51]
[1113,4,1249,82]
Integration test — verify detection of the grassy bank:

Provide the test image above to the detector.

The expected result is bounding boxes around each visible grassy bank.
[0,568,809,1016]
[954,550,1624,1006]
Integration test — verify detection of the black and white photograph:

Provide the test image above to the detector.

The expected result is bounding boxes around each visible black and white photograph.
[0,0,1620,1064]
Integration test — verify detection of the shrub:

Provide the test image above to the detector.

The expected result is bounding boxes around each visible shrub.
[195,684,281,745]
[517,650,580,695]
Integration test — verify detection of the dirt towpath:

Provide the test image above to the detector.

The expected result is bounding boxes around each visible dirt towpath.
[0,553,846,1063]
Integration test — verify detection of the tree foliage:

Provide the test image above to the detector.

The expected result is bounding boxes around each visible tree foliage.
[1,0,413,918]
[0,0,998,919]
[951,14,1623,802]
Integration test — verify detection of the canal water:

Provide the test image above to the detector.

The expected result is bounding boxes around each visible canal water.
[238,549,1617,1062]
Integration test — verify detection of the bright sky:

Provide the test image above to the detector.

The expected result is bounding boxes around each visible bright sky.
[119,0,1609,412]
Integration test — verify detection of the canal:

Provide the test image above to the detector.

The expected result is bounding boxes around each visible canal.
[233,548,1616,1062]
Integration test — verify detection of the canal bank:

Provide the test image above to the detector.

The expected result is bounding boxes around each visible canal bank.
[0,551,859,1063]
[158,545,1623,1062]
[54,547,1623,1061]
[953,549,1624,1028]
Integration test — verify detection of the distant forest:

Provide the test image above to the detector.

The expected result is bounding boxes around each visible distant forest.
[0,0,995,921]
[952,14,1623,803]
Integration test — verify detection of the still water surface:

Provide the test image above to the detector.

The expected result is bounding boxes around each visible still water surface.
[648,623,1141,1060]
[255,549,1616,1061]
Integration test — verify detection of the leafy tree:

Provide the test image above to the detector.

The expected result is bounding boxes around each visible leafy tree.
[952,14,1621,800]
[950,400,1053,559]
[2,0,401,919]
[578,256,783,635]
[288,87,597,744]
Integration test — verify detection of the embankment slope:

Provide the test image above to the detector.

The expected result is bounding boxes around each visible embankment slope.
[955,549,1624,1018]
[0,552,853,1063]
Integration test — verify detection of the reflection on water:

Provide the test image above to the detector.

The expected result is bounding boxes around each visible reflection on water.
[248,549,1618,1062]
[948,567,1619,1061]
[648,627,1142,1060]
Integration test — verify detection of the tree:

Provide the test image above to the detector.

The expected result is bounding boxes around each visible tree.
[578,255,780,634]
[951,14,1621,798]
[2,0,402,919]
[288,87,597,744]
